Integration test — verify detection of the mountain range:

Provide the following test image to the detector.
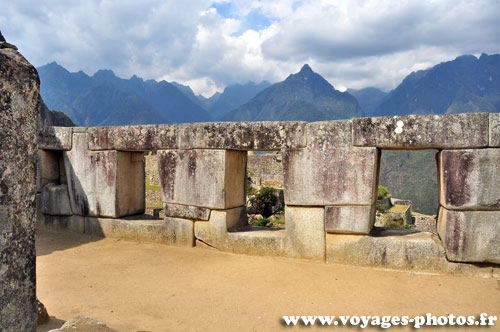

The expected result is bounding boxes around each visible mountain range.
[222,64,363,121]
[37,53,500,215]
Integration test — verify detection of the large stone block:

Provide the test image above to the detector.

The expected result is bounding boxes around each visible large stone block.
[0,46,38,331]
[158,149,246,209]
[439,149,500,210]
[164,203,211,221]
[284,206,325,260]
[437,208,500,264]
[64,133,145,217]
[85,216,194,246]
[325,205,375,234]
[177,121,306,150]
[490,113,500,147]
[284,119,378,206]
[87,125,178,151]
[38,126,73,150]
[326,230,451,272]
[41,183,72,216]
[353,113,489,149]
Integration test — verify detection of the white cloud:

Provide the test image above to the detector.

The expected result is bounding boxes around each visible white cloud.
[1,0,500,95]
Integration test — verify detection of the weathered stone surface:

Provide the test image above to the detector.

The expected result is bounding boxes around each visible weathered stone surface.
[283,119,378,206]
[0,47,38,331]
[178,121,306,150]
[490,113,500,147]
[194,208,284,255]
[158,149,246,209]
[39,215,85,233]
[284,206,325,260]
[48,315,119,332]
[41,183,72,216]
[64,133,145,217]
[85,216,193,246]
[87,125,177,151]
[437,208,500,264]
[37,149,60,192]
[325,205,375,234]
[38,126,73,150]
[36,298,50,325]
[164,203,211,221]
[326,230,459,272]
[439,149,500,210]
[353,113,489,149]
[194,208,247,241]
[283,146,378,205]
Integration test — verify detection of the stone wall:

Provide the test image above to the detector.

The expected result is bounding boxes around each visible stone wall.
[1,46,38,330]
[36,113,500,273]
[247,152,283,182]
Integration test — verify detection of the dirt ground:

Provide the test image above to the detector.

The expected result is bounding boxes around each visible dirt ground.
[36,230,500,332]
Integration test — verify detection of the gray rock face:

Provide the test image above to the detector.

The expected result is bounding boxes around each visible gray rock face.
[353,113,489,149]
[283,120,379,205]
[0,48,38,331]
[437,208,500,264]
[439,149,500,210]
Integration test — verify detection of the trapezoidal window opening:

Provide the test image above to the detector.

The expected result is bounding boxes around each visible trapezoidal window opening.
[375,149,439,233]
[244,150,285,231]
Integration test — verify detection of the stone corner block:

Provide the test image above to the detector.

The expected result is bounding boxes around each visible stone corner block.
[439,149,500,210]
[38,126,73,150]
[353,113,489,149]
[437,208,500,264]
[41,183,72,216]
[158,149,246,209]
[325,205,375,234]
[65,133,145,218]
[284,206,325,260]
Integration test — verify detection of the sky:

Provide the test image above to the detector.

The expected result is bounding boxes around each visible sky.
[2,0,500,96]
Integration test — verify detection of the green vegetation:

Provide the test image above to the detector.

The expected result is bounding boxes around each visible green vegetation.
[389,205,408,213]
[382,218,413,229]
[376,202,390,212]
[255,186,278,217]
[250,217,285,229]
[377,185,388,200]
[145,178,161,191]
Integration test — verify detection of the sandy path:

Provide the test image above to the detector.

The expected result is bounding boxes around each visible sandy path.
[36,231,500,332]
